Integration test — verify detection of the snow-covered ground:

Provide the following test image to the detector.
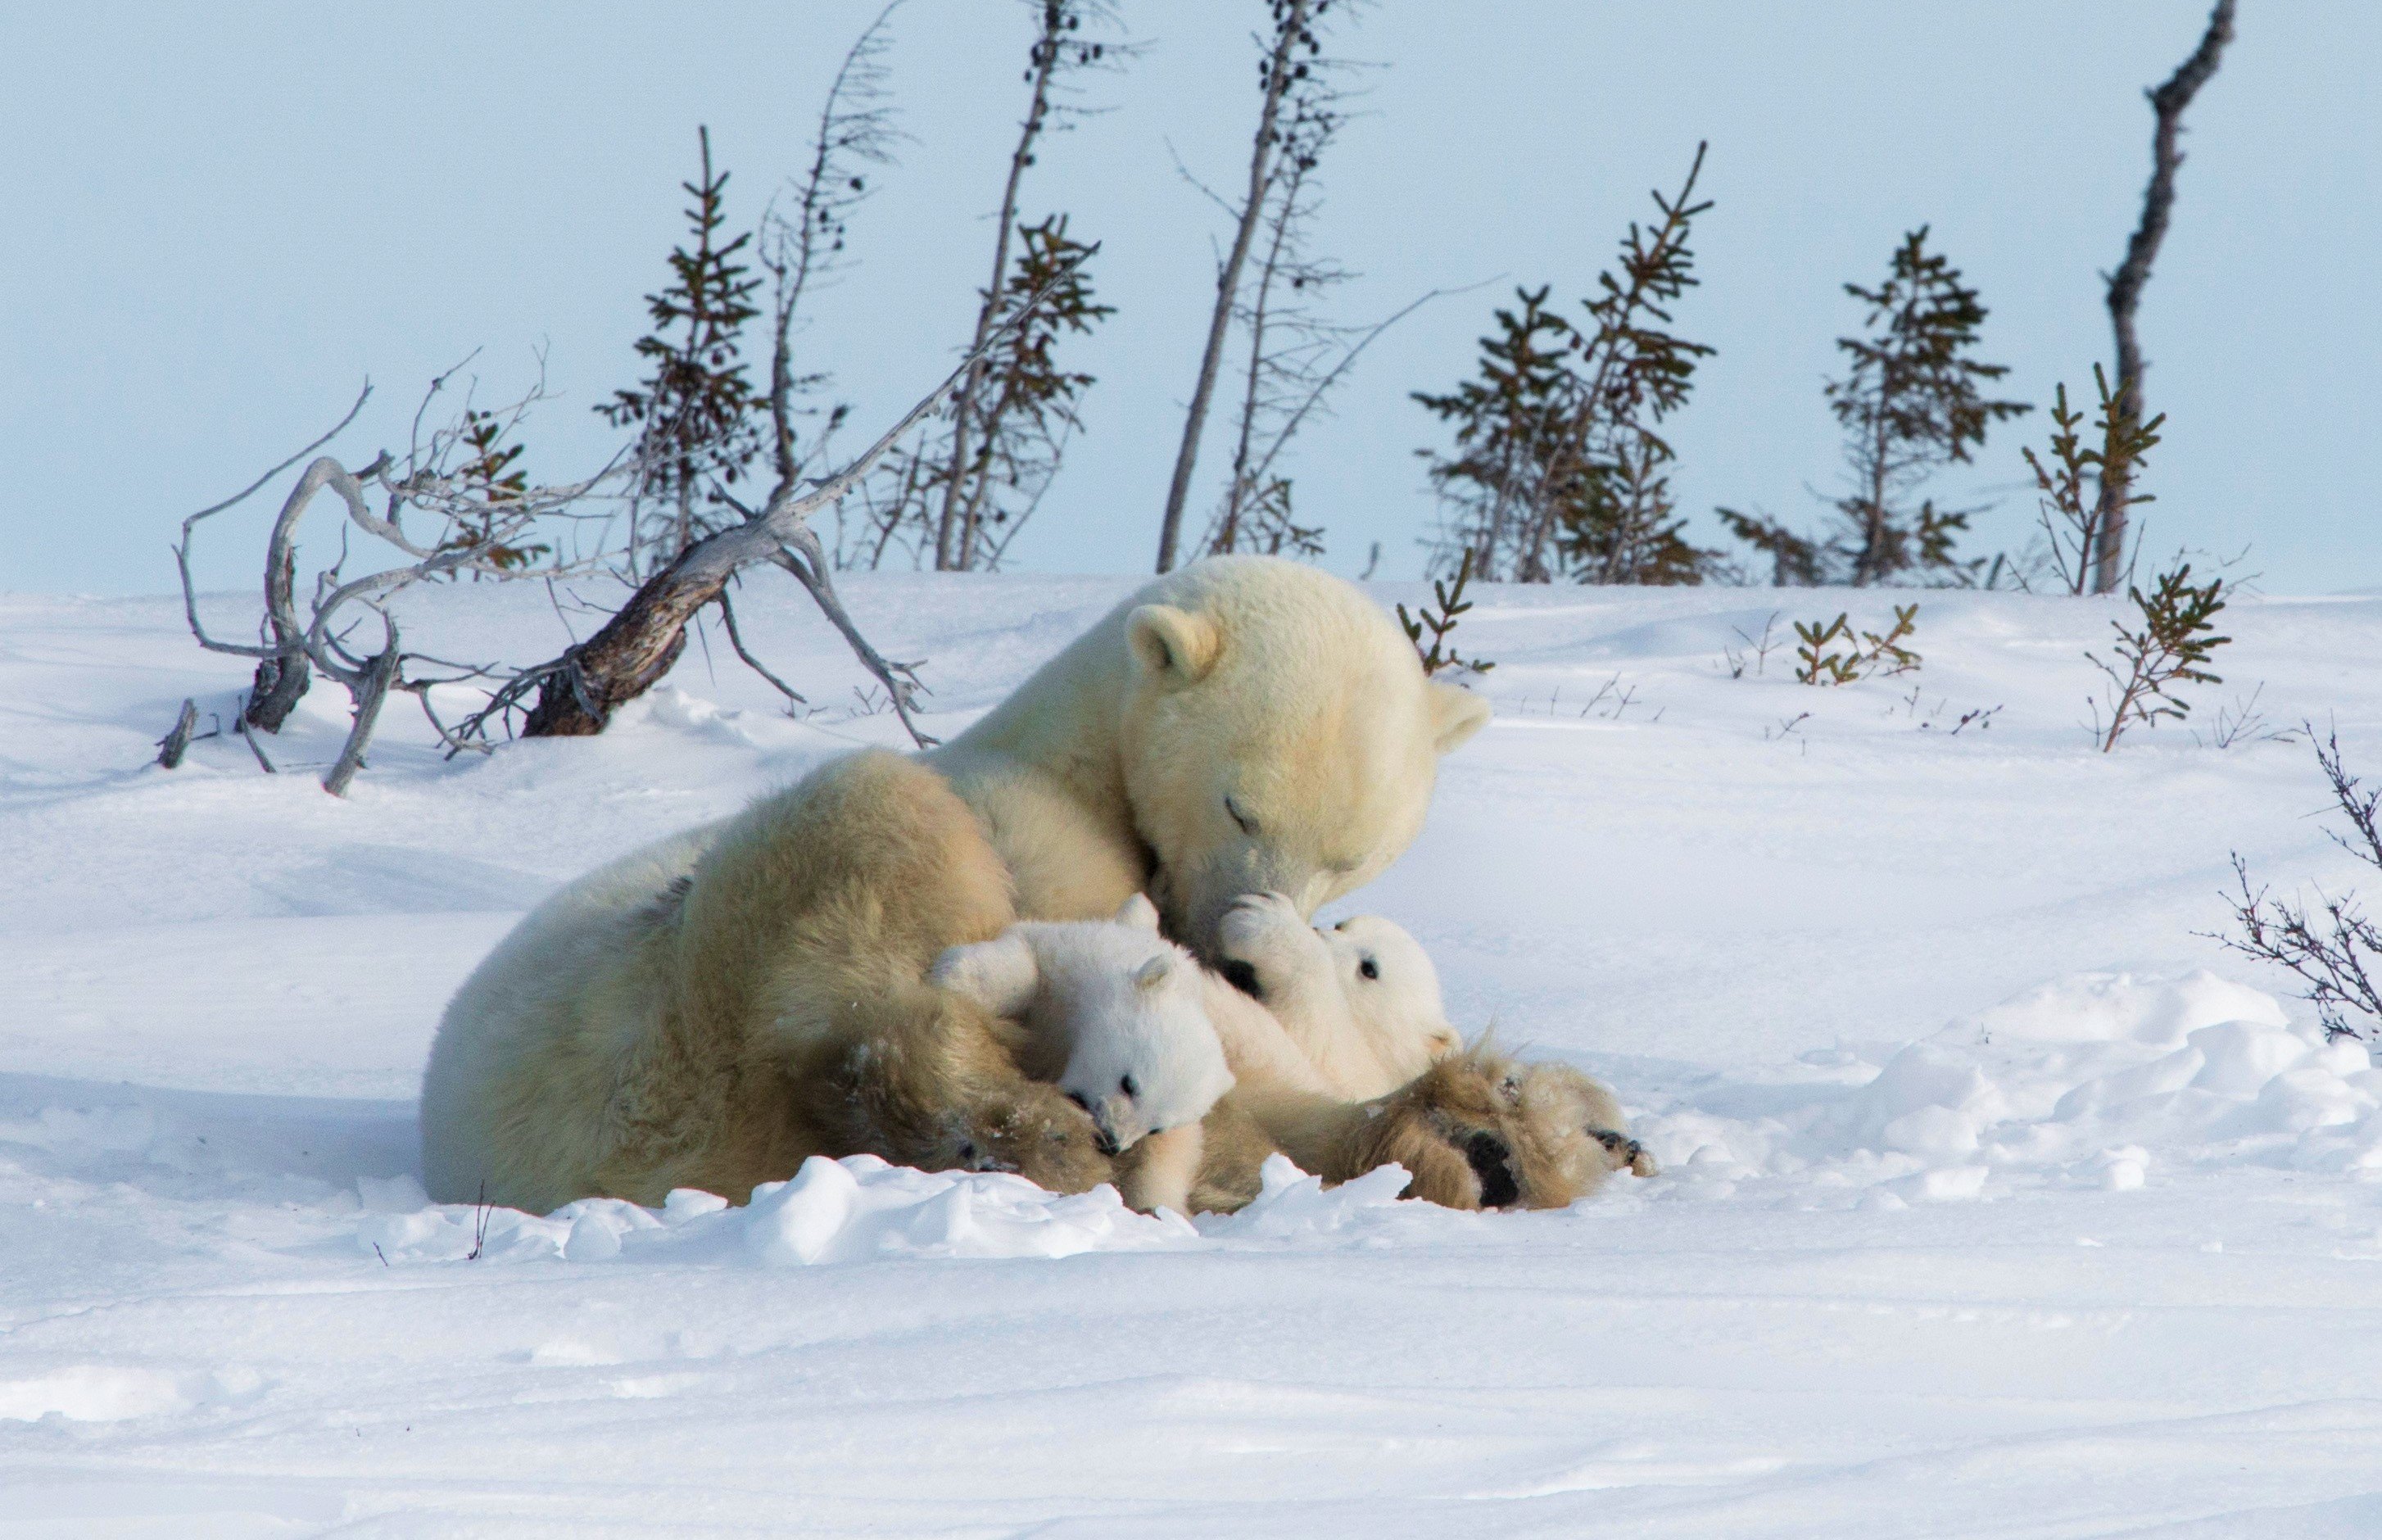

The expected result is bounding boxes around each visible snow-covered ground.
[7,573,2382,1537]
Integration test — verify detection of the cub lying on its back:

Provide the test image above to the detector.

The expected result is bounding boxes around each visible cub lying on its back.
[938,886,1660,1216]
[1211,893,1659,1195]
[931,895,1233,1216]
[1217,891,1460,1099]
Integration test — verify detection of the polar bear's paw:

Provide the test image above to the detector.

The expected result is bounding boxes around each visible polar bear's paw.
[1214,890,1326,1001]
[954,1082,1118,1196]
[1347,1049,1646,1210]
[1592,1127,1660,1179]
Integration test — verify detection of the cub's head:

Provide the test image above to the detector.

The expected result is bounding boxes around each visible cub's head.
[1116,557,1490,955]
[930,895,1234,1157]
[1324,914,1462,1079]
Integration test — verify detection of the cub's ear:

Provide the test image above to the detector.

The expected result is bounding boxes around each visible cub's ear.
[928,933,1040,1017]
[1427,681,1492,754]
[1132,952,1175,991]
[1126,605,1221,688]
[1114,892,1162,932]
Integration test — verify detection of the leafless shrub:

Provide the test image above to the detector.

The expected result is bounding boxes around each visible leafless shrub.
[1722,609,1783,678]
[1157,0,1338,573]
[2216,728,2382,1040]
[2194,683,2298,750]
[172,373,623,795]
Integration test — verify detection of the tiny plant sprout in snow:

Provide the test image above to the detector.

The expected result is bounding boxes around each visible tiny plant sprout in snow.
[930,895,1234,1162]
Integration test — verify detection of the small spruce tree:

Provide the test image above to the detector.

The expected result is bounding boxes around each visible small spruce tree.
[936,213,1113,570]
[1415,146,1716,586]
[1722,228,2027,586]
[437,408,549,577]
[1411,284,1576,582]
[600,127,763,573]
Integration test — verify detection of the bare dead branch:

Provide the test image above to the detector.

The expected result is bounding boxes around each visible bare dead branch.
[716,584,808,711]
[174,365,632,792]
[155,699,202,769]
[2090,0,2235,594]
[769,534,935,747]
[1155,0,1314,574]
[235,713,279,774]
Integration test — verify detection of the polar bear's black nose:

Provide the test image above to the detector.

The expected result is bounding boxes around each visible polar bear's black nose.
[1219,958,1264,1000]
[1091,1127,1121,1157]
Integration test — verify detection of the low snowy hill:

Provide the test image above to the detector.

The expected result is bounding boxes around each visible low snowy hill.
[7,573,2382,1536]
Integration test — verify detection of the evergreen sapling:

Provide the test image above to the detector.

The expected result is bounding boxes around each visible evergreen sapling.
[1722,228,2027,587]
[2090,562,2230,750]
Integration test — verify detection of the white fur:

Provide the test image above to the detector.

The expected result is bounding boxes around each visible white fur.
[922,556,1490,951]
[419,558,1529,1215]
[930,896,1234,1213]
[1216,893,1460,1098]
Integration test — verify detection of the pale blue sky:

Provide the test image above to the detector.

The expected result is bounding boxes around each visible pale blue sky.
[2,2,2371,595]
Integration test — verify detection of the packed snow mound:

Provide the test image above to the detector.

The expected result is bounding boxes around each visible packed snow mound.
[363,1155,1195,1266]
[1644,969,2382,1200]
[360,1152,1448,1266]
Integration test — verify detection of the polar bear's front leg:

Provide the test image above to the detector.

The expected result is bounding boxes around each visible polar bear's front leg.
[1115,1121,1204,1216]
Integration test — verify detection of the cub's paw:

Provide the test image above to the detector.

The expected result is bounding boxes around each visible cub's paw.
[1215,890,1325,1000]
[1347,1050,1637,1210]
[959,1083,1116,1196]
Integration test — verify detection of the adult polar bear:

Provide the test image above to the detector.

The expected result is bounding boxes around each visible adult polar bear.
[423,556,1600,1212]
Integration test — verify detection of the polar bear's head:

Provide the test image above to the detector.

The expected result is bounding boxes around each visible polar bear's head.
[1323,914,1465,1083]
[1117,558,1490,953]
[929,895,1234,1156]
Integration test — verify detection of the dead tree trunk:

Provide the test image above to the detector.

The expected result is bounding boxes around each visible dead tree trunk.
[516,257,1085,742]
[932,0,1063,573]
[519,544,733,736]
[1152,0,1311,574]
[2091,0,2235,595]
[244,543,311,731]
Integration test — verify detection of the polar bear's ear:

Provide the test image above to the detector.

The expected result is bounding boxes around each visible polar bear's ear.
[1126,605,1221,688]
[1132,952,1175,991]
[1427,681,1492,754]
[928,935,1040,1017]
[1114,893,1162,931]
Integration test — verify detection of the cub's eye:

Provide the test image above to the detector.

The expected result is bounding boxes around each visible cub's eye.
[1225,796,1258,836]
[1065,1090,1092,1112]
[1357,957,1380,981]
[1120,1075,1139,1099]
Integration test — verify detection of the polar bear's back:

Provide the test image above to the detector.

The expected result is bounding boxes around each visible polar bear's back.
[419,823,720,1208]
[419,750,1026,1212]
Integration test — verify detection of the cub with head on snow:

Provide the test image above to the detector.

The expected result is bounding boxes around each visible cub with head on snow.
[927,886,1656,1216]
[930,895,1233,1216]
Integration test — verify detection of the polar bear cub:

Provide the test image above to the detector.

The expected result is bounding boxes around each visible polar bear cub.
[931,895,1234,1216]
[1216,892,1657,1184]
[1216,892,1462,1099]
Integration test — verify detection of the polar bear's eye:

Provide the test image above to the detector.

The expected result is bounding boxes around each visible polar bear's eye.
[1065,1090,1093,1113]
[1120,1075,1139,1100]
[1224,795,1259,836]
[1357,957,1380,981]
